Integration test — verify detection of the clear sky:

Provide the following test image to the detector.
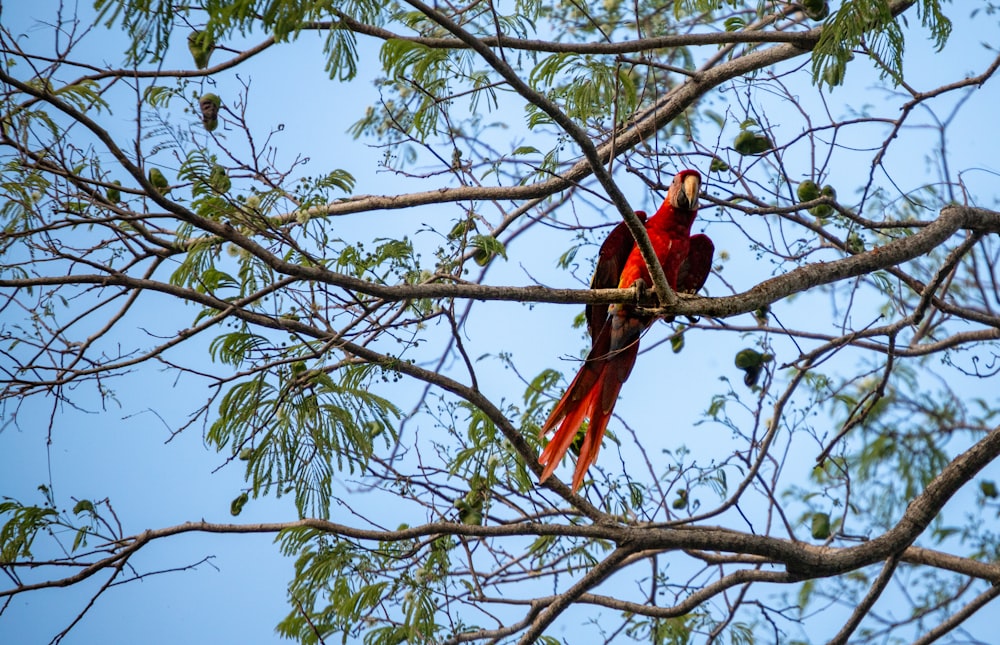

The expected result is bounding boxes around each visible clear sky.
[2,1,999,643]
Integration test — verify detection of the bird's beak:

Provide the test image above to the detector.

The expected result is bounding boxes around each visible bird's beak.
[678,173,701,211]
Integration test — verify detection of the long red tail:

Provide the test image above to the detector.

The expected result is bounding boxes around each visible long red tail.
[538,323,640,491]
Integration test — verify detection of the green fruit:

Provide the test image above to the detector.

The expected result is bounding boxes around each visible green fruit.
[811,512,831,539]
[188,31,216,70]
[797,180,820,202]
[148,168,171,195]
[106,180,121,203]
[733,130,772,156]
[802,0,829,20]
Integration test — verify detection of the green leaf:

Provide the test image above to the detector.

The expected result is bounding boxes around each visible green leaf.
[0,500,59,560]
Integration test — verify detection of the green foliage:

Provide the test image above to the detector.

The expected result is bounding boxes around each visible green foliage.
[93,0,175,64]
[528,53,638,128]
[276,527,449,644]
[812,0,952,88]
[625,611,703,645]
[335,236,421,284]
[294,169,356,218]
[0,499,58,560]
[0,159,51,236]
[3,1,992,643]
[207,363,400,518]
[94,0,392,80]
[53,79,110,114]
[379,39,465,139]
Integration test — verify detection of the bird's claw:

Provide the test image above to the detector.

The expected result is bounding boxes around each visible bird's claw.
[632,278,647,304]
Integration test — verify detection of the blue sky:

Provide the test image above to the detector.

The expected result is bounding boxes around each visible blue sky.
[2,1,1000,643]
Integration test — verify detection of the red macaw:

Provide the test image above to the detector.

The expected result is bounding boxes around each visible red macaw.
[539,169,713,491]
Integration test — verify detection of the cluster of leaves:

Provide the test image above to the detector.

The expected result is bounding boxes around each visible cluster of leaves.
[4,0,999,644]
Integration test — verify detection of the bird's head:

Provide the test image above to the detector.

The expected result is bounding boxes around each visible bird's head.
[669,169,702,212]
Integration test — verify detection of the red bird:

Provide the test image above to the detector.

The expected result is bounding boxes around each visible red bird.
[539,169,713,491]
